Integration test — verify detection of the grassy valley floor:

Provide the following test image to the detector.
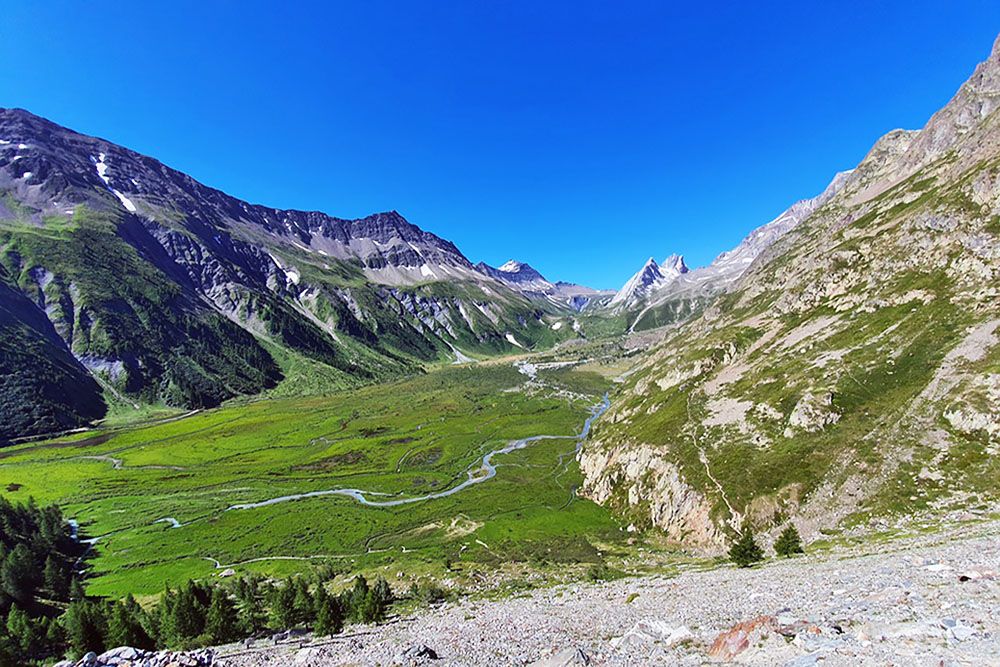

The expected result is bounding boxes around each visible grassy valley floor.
[0,362,642,599]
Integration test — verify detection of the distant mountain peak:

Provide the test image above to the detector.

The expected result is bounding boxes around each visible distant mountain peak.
[661,254,688,277]
[610,255,676,307]
[476,259,550,288]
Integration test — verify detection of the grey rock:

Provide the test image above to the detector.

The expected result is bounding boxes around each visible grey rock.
[528,648,590,666]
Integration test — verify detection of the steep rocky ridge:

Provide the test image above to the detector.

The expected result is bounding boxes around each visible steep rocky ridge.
[580,34,1000,549]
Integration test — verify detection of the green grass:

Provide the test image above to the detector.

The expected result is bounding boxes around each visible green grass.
[0,364,629,597]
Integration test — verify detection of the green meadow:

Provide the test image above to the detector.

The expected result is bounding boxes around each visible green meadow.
[0,363,629,598]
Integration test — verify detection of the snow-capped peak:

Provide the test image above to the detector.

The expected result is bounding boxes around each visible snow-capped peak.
[660,254,688,278]
[498,260,524,273]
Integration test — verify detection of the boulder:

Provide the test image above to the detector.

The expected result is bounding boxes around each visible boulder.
[708,615,778,661]
[611,619,694,648]
[395,643,439,662]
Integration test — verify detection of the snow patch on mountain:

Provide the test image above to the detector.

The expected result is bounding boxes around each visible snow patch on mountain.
[92,153,138,213]
[505,333,525,348]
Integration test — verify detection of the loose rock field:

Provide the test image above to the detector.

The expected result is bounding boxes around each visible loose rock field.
[214,520,1000,666]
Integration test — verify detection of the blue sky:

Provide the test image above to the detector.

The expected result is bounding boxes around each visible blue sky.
[1,2,998,288]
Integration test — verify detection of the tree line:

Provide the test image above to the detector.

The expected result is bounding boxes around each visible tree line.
[0,496,423,665]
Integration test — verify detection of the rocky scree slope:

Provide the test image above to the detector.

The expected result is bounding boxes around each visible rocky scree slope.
[580,34,1000,549]
[213,519,999,666]
[0,110,575,441]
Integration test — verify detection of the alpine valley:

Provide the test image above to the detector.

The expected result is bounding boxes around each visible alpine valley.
[0,27,998,667]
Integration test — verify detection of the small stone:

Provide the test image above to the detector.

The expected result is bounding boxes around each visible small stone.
[528,647,590,666]
[950,623,976,641]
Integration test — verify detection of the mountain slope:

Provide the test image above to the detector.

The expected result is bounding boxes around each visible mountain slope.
[580,34,1000,548]
[0,261,106,442]
[0,110,573,440]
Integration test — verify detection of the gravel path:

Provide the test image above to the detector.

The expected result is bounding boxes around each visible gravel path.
[217,521,1000,666]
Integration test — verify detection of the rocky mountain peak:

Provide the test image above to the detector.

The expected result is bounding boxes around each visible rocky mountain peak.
[610,256,671,308]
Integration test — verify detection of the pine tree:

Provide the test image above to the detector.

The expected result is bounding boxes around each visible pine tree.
[236,590,266,636]
[205,588,240,644]
[346,575,369,622]
[63,599,106,658]
[372,577,393,608]
[292,578,314,625]
[1,545,36,604]
[729,526,765,568]
[107,595,153,649]
[269,582,297,629]
[774,524,804,557]
[5,605,35,655]
[355,591,385,624]
[312,588,343,636]
[69,576,86,602]
[44,617,64,649]
[155,586,177,646]
[43,555,68,599]
[171,581,208,643]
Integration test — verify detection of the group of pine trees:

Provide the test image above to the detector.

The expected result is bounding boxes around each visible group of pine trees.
[729,523,804,568]
[0,496,86,665]
[58,572,395,657]
[0,495,400,666]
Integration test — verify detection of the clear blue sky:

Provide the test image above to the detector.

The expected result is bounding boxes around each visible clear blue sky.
[2,2,998,288]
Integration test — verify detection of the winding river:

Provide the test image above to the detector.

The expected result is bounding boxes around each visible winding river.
[226,393,610,511]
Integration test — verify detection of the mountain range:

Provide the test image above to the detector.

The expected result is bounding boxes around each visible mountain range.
[3,34,999,500]
[3,102,837,443]
[0,110,594,440]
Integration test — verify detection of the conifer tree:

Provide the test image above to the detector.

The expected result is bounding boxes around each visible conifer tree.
[43,555,68,599]
[774,524,804,557]
[1,545,37,603]
[346,575,369,622]
[269,582,297,629]
[170,581,208,643]
[69,577,86,602]
[107,595,153,649]
[372,577,393,608]
[5,606,35,655]
[729,526,765,568]
[312,587,344,636]
[292,577,314,625]
[205,587,240,644]
[63,599,106,658]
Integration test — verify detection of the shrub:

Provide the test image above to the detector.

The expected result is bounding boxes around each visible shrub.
[408,579,446,605]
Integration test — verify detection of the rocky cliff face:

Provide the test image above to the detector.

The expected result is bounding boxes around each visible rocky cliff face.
[0,110,574,440]
[580,35,1000,548]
